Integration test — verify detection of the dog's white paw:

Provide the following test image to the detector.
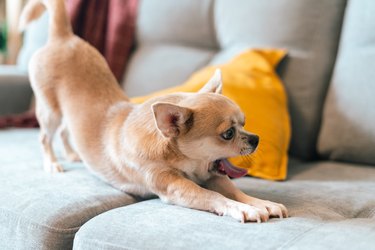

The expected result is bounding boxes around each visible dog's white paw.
[249,200,288,219]
[224,201,269,223]
[44,161,64,173]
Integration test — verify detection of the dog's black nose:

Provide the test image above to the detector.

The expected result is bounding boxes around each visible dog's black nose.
[248,135,259,149]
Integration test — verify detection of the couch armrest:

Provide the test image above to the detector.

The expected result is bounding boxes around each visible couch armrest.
[0,66,33,116]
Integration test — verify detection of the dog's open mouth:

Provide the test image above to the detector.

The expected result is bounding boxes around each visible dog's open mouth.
[212,159,248,178]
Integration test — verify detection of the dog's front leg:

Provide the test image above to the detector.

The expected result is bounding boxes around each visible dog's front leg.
[206,176,288,220]
[147,169,268,223]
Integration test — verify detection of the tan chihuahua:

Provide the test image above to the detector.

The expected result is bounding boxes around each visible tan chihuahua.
[20,0,287,223]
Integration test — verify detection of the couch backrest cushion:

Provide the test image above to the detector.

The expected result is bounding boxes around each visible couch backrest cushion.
[123,0,347,160]
[318,0,375,165]
[17,13,49,72]
[122,0,218,96]
[212,0,347,160]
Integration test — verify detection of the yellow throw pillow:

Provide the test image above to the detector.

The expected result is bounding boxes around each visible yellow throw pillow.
[131,49,290,180]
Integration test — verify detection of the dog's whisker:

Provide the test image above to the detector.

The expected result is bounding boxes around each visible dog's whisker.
[240,154,255,167]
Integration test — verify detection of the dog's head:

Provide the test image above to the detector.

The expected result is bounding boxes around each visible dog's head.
[151,69,259,178]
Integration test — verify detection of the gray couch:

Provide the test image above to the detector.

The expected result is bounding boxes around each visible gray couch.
[1,0,374,249]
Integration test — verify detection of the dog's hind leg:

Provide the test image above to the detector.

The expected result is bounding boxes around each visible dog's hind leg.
[36,100,64,173]
[59,123,81,162]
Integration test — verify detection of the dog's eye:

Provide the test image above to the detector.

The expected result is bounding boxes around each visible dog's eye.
[221,127,235,140]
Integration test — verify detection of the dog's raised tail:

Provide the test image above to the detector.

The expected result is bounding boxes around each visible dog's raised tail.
[19,0,72,39]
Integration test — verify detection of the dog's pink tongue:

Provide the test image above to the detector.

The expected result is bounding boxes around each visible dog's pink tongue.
[222,159,248,178]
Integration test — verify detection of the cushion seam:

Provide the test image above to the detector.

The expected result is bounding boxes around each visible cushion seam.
[0,207,81,233]
[276,222,325,249]
[74,237,139,250]
[290,207,347,219]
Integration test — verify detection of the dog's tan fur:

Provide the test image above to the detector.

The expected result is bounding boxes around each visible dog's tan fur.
[21,0,288,223]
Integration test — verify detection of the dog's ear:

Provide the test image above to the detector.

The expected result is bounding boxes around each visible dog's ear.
[152,102,194,138]
[198,68,223,94]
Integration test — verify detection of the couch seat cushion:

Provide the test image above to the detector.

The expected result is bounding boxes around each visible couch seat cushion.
[73,160,375,250]
[0,129,137,250]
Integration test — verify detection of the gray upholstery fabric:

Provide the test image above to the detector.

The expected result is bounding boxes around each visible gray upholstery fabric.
[136,0,216,49]
[0,66,32,115]
[0,129,137,250]
[73,160,375,250]
[318,0,375,165]
[122,0,217,96]
[123,45,216,97]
